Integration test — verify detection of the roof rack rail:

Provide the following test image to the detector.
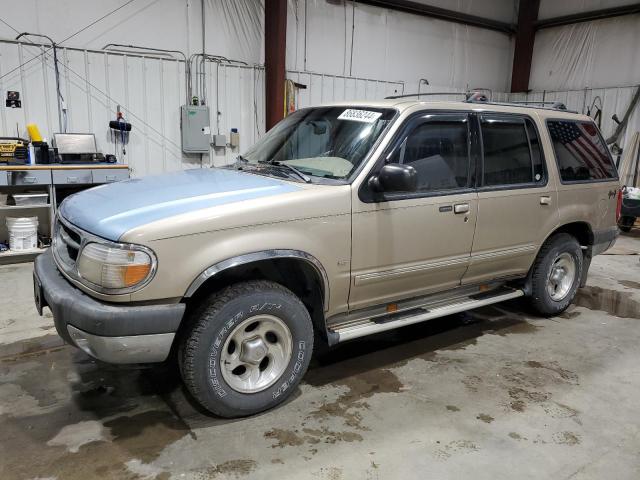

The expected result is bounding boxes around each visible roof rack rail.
[384,92,467,100]
[509,100,569,110]
[464,97,578,113]
[384,91,578,113]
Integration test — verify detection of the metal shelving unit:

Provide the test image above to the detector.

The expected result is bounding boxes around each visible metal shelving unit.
[0,164,129,265]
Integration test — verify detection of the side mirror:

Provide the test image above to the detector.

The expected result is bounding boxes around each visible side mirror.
[369,164,418,193]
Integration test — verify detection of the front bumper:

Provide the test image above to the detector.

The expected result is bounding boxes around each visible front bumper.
[34,250,185,364]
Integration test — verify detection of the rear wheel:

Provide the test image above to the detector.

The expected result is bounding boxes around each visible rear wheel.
[528,233,583,316]
[179,280,314,417]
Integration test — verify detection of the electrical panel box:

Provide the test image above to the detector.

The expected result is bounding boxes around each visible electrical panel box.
[213,134,227,148]
[181,105,210,153]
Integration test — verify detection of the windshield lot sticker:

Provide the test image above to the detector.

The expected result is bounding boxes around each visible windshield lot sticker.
[338,109,382,123]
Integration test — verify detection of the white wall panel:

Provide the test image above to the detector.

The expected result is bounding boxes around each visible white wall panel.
[286,0,514,92]
[287,70,404,107]
[0,0,264,65]
[530,15,640,91]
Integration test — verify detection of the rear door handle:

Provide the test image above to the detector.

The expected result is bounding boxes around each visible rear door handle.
[540,196,551,205]
[454,203,470,214]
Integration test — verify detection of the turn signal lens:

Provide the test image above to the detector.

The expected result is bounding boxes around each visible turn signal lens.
[123,263,152,286]
[77,242,154,291]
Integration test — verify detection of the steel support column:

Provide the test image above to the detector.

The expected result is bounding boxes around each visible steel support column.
[265,0,287,131]
[510,0,540,93]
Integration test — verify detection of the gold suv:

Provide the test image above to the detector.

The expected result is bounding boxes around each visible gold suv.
[34,97,621,417]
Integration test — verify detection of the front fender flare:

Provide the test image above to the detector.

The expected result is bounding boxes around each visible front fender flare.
[183,249,331,312]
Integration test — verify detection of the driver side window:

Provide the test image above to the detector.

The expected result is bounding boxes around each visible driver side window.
[387,117,470,193]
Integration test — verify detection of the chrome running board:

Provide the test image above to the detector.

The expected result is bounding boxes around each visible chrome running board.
[329,287,524,343]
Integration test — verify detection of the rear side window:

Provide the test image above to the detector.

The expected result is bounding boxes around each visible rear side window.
[547,120,617,182]
[480,116,545,187]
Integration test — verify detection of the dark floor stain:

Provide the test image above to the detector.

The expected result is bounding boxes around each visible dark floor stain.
[104,410,191,463]
[574,286,640,319]
[264,426,362,449]
[553,431,581,446]
[435,439,478,459]
[0,345,193,480]
[508,387,550,412]
[476,413,494,423]
[264,428,306,448]
[462,375,482,393]
[619,280,640,290]
[271,458,284,464]
[560,310,582,319]
[302,426,363,444]
[543,402,581,423]
[508,432,523,440]
[526,361,579,384]
[307,368,403,430]
[446,405,460,412]
[205,459,257,477]
[2,407,189,479]
[0,334,66,362]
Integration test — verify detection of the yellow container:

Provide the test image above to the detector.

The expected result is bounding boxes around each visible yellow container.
[26,123,43,142]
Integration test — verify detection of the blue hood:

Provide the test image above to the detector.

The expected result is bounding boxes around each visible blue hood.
[60,168,301,241]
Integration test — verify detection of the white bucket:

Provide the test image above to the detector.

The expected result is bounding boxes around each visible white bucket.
[6,216,39,251]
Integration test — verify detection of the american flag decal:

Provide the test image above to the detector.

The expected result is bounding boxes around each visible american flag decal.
[548,121,613,179]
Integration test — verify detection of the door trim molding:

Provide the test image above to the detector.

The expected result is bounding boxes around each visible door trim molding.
[470,244,537,264]
[354,256,470,286]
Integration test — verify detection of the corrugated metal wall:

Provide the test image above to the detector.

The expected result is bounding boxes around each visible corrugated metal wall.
[0,40,266,175]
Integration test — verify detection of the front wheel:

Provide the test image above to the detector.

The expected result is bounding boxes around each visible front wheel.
[528,233,583,316]
[179,281,314,417]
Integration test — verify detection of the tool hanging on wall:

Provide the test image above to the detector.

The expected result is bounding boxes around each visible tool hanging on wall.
[109,106,131,162]
[284,80,307,116]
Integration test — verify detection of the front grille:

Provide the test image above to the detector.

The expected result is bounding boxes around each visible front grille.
[53,216,85,274]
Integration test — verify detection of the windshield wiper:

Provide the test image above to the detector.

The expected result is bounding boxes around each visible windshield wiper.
[261,161,311,183]
[273,162,312,183]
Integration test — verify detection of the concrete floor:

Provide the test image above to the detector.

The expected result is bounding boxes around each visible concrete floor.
[1,234,639,480]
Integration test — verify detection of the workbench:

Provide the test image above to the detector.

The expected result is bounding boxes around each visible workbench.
[0,164,129,264]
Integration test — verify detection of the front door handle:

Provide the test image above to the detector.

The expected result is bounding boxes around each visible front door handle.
[540,196,551,205]
[454,203,470,214]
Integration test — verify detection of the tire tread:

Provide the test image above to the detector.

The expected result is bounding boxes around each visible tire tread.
[179,280,309,417]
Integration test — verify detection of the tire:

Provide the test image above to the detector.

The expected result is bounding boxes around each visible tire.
[179,280,314,417]
[528,233,583,316]
[619,216,635,233]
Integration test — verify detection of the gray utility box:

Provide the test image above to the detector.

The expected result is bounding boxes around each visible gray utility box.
[181,105,211,153]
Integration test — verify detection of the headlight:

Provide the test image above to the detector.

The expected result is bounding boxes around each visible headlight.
[77,242,156,292]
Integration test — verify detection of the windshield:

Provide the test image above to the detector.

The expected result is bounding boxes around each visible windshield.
[240,106,396,180]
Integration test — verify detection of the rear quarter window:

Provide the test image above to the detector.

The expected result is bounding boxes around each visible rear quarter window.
[547,120,617,182]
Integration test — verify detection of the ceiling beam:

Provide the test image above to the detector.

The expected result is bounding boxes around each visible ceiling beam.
[536,2,640,29]
[511,0,540,93]
[354,0,515,34]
